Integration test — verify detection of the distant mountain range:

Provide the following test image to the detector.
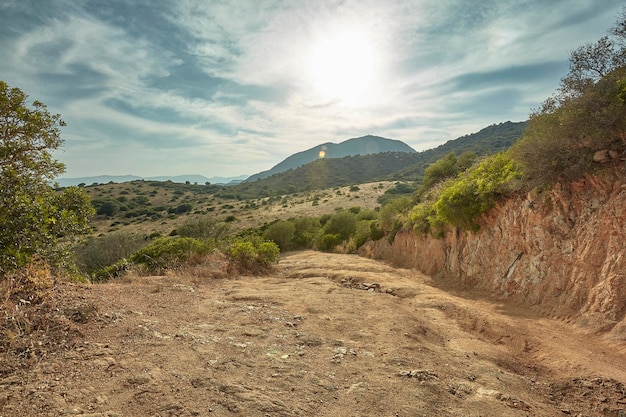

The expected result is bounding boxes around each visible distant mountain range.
[245,135,416,182]
[55,174,248,188]
[56,122,527,190]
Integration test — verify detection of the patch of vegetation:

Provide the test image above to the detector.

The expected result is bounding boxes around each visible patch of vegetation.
[0,81,94,276]
[74,232,149,276]
[227,238,280,274]
[129,237,212,275]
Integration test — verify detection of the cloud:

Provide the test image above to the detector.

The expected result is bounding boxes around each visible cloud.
[1,0,625,177]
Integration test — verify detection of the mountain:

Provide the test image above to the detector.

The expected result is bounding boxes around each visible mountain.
[226,121,528,198]
[55,174,249,188]
[228,152,420,197]
[245,135,416,182]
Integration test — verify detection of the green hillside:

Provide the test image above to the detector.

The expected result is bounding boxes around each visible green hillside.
[232,121,528,196]
[391,121,528,182]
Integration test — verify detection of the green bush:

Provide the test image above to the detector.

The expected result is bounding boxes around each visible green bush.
[292,216,321,249]
[356,208,378,221]
[91,258,132,282]
[175,203,193,214]
[409,202,440,236]
[93,199,122,216]
[318,233,343,252]
[0,81,94,275]
[378,196,412,234]
[227,238,279,273]
[263,220,295,251]
[434,153,522,231]
[351,220,376,250]
[74,232,148,275]
[323,211,356,240]
[176,216,230,242]
[417,152,477,199]
[130,237,211,274]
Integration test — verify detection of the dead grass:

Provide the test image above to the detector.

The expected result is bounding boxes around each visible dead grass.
[0,262,90,376]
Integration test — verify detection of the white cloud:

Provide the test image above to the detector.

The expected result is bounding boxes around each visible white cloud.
[1,0,625,177]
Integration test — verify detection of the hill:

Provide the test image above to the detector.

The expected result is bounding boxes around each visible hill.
[233,121,528,196]
[55,174,248,188]
[245,135,416,182]
[391,121,528,181]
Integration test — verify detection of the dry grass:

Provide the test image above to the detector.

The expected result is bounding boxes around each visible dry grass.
[0,262,89,376]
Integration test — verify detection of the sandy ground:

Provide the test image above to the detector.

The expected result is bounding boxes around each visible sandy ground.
[2,251,625,417]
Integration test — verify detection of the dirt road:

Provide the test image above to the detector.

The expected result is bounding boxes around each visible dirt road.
[2,251,625,416]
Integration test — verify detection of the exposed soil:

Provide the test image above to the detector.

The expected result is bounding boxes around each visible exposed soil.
[2,251,625,417]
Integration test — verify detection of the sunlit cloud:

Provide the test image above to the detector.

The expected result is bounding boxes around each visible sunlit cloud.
[0,0,624,178]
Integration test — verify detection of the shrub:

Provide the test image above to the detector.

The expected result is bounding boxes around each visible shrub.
[434,153,522,231]
[323,211,356,240]
[176,216,230,242]
[292,216,321,249]
[227,239,279,273]
[318,233,343,252]
[175,203,193,214]
[378,196,412,233]
[409,202,440,236]
[356,208,378,221]
[93,199,121,216]
[263,220,295,251]
[417,152,477,199]
[130,237,211,274]
[74,232,147,275]
[351,220,376,250]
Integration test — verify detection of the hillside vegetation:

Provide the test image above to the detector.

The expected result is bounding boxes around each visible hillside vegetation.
[2,10,625,301]
[246,134,416,181]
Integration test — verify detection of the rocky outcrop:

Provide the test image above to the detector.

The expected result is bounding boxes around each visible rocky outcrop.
[360,168,626,339]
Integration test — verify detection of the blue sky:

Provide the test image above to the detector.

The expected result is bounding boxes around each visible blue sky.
[0,0,623,179]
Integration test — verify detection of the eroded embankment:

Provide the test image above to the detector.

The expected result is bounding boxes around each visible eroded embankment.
[360,168,626,340]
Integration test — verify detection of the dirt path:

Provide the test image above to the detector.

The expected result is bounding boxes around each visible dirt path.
[2,251,625,417]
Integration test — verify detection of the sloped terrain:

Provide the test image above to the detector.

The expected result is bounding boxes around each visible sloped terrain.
[2,251,624,416]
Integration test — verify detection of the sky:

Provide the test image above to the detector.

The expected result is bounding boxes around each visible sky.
[0,0,624,179]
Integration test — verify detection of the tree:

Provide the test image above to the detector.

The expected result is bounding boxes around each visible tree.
[323,211,357,240]
[559,10,626,101]
[0,81,94,275]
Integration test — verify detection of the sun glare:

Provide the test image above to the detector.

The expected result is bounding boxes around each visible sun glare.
[308,29,378,106]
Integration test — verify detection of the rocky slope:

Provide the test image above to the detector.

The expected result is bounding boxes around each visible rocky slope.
[361,167,626,340]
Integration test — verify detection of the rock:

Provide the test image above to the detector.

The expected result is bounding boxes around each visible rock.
[593,149,610,163]
[399,369,439,381]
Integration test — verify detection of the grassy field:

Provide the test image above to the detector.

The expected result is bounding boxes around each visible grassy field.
[81,180,400,237]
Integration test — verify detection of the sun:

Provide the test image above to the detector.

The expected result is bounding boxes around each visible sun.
[308,29,378,106]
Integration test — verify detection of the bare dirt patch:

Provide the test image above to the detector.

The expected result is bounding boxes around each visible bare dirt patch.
[2,251,625,416]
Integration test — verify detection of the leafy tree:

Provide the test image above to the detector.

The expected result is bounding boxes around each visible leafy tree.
[511,12,626,186]
[323,211,357,240]
[0,81,94,274]
[292,216,321,249]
